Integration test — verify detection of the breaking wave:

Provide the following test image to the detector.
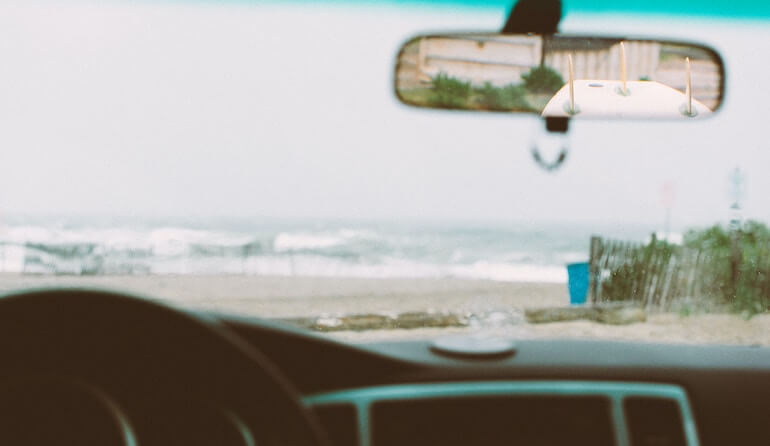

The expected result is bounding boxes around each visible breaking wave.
[0,222,596,283]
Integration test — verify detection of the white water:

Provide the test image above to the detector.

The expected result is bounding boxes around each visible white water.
[0,220,614,282]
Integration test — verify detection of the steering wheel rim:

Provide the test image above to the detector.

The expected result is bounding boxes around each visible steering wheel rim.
[0,288,329,446]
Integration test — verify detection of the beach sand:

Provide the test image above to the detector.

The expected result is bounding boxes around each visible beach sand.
[328,313,770,346]
[0,273,767,346]
[0,274,567,317]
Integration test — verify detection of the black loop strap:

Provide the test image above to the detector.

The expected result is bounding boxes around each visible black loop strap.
[531,144,568,172]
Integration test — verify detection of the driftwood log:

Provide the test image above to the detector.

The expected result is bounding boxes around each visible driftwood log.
[279,311,467,332]
[276,304,646,333]
[525,303,646,325]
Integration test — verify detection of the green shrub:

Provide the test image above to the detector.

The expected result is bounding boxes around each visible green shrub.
[521,65,564,95]
[428,73,472,108]
[684,221,770,315]
[683,225,734,300]
[597,222,770,315]
[474,82,532,111]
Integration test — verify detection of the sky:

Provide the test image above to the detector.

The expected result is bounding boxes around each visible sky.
[0,1,768,230]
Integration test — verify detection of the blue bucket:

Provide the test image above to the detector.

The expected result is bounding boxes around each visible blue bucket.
[567,262,590,305]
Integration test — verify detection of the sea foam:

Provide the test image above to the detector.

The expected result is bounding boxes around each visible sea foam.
[0,222,597,283]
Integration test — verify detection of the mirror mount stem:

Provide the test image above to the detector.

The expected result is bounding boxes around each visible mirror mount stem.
[503,1,569,135]
[545,116,569,133]
[532,118,570,172]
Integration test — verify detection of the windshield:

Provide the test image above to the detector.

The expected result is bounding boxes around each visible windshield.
[1,0,768,345]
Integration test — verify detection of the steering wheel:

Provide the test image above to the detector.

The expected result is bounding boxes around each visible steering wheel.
[0,289,329,446]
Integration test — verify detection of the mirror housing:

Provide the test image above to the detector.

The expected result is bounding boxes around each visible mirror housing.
[394,33,724,120]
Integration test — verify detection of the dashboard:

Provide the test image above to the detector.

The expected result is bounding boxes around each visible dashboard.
[1,289,768,446]
[221,316,770,446]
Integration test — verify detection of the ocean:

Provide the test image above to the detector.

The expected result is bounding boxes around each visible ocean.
[0,217,658,283]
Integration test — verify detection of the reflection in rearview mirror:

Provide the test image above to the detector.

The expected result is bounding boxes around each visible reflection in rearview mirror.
[394,34,724,120]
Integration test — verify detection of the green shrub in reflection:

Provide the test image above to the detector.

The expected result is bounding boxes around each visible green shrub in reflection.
[413,67,565,111]
[521,65,564,95]
[426,74,534,112]
[474,82,533,111]
[428,73,472,108]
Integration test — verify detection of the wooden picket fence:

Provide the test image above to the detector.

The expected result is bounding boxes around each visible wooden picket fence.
[588,234,739,310]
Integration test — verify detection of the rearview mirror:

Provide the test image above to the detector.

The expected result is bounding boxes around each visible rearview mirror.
[394,34,724,120]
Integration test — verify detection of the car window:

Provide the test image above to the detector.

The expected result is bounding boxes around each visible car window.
[0,0,768,345]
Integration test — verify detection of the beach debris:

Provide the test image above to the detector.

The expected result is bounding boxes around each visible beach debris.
[525,303,646,325]
[395,312,465,329]
[595,305,647,325]
[280,305,645,332]
[315,315,343,328]
[466,310,524,328]
[525,306,596,324]
[338,314,392,331]
[279,311,467,332]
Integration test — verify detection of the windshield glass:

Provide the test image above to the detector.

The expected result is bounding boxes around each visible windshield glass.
[1,0,768,345]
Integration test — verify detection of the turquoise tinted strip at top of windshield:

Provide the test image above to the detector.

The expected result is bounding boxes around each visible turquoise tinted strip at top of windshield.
[441,0,764,17]
[165,0,770,20]
[391,0,768,18]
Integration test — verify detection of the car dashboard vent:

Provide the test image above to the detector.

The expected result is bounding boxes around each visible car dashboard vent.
[305,381,699,446]
[624,396,688,446]
[370,395,615,446]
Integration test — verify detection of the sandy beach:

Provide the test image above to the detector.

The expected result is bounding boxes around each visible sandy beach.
[327,313,770,346]
[0,273,767,346]
[0,273,567,317]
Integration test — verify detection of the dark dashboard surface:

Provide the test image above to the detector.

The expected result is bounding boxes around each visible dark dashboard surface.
[219,315,770,446]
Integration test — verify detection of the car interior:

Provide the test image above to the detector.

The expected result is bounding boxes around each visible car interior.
[0,0,768,445]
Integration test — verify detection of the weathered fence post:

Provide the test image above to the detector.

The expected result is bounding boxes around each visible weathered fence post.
[589,236,602,304]
[729,228,743,303]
